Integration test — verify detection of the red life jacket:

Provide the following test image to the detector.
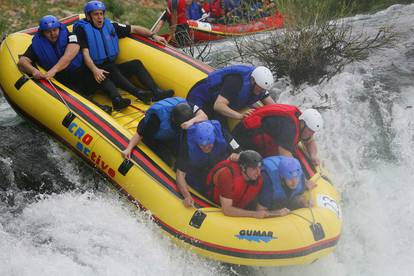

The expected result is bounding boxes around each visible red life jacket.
[203,0,224,18]
[206,160,263,208]
[242,104,302,157]
[168,0,188,25]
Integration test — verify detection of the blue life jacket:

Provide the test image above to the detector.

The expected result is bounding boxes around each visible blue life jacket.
[74,18,119,65]
[32,24,83,72]
[262,156,305,202]
[144,97,186,141]
[188,65,262,110]
[186,2,203,20]
[225,0,242,16]
[186,120,228,165]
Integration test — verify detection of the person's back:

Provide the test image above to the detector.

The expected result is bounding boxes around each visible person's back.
[187,65,274,129]
[121,98,208,165]
[232,104,300,157]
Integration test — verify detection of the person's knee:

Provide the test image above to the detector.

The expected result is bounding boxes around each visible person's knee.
[130,59,144,69]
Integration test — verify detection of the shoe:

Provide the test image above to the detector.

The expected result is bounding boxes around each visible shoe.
[98,104,113,115]
[152,88,174,101]
[131,89,152,105]
[90,100,113,115]
[112,97,131,111]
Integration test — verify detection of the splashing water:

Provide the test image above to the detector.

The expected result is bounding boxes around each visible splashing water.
[1,4,414,275]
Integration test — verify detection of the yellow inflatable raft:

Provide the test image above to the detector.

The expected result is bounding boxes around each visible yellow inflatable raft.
[0,15,342,266]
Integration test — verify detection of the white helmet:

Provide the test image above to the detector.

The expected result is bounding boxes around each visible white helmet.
[299,109,324,132]
[251,66,274,90]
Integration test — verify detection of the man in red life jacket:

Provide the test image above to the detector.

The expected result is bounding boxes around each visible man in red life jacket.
[202,0,225,22]
[232,104,324,166]
[206,150,271,218]
[166,0,193,47]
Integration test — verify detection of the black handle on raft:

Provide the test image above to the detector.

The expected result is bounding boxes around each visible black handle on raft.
[118,159,133,176]
[62,112,76,128]
[14,75,30,90]
[189,209,207,229]
[310,222,325,241]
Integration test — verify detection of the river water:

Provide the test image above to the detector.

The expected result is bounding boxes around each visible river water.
[1,4,414,276]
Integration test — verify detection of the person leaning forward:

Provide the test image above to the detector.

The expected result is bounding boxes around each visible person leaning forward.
[257,156,317,216]
[205,150,272,218]
[175,120,240,207]
[74,1,174,111]
[233,104,324,166]
[121,97,208,165]
[187,65,275,129]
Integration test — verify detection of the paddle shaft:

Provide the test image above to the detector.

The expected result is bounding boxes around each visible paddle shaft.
[150,10,167,33]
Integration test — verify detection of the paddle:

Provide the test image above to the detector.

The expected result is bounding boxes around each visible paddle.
[197,12,210,22]
[150,10,167,33]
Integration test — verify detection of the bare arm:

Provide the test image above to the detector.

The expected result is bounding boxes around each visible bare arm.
[261,95,275,105]
[176,169,194,207]
[131,25,153,37]
[278,145,293,157]
[44,43,80,80]
[121,132,142,159]
[180,109,208,129]
[81,48,108,83]
[220,196,268,218]
[131,25,167,44]
[257,202,290,217]
[152,19,165,34]
[304,137,320,166]
[213,95,243,120]
[17,56,45,79]
[169,10,178,38]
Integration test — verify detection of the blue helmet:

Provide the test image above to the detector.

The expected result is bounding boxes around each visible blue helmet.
[38,15,60,31]
[84,1,106,15]
[194,121,215,146]
[279,157,302,180]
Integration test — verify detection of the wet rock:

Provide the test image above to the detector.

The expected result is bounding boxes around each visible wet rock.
[0,123,75,194]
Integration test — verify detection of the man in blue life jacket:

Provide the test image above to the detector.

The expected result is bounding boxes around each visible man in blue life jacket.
[176,120,241,207]
[121,97,208,165]
[187,65,276,129]
[224,0,242,19]
[257,156,317,216]
[17,15,114,113]
[74,1,174,110]
[187,0,204,20]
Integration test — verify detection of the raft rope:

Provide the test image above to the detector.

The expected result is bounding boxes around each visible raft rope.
[2,32,34,82]
[290,197,316,225]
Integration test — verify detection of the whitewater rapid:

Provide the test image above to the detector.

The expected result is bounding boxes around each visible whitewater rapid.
[1,4,414,276]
